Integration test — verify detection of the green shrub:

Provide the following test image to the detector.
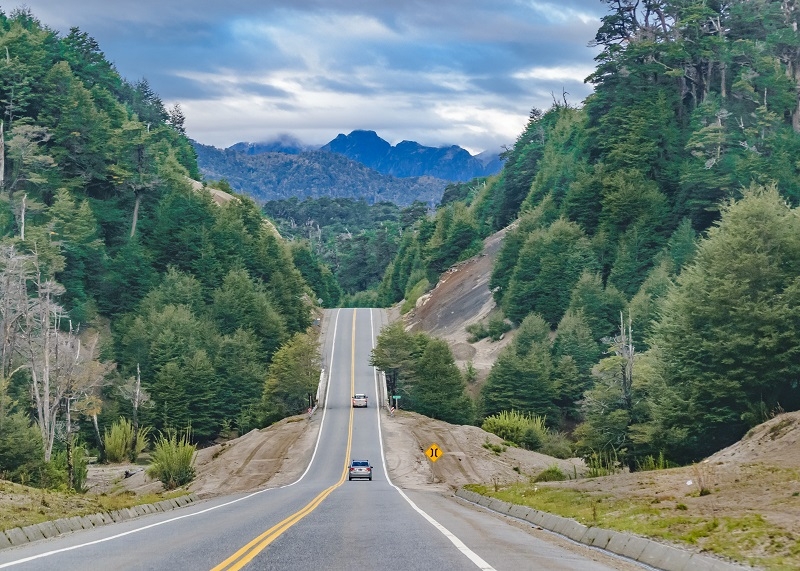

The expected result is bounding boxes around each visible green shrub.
[482,410,547,450]
[147,431,196,490]
[104,418,151,463]
[636,451,672,472]
[585,449,621,477]
[466,314,511,342]
[520,425,543,450]
[104,418,134,463]
[0,411,46,484]
[463,361,478,383]
[486,314,512,341]
[482,439,507,454]
[534,464,567,482]
[466,322,489,342]
[401,278,430,314]
[539,431,574,459]
[73,447,88,493]
[132,426,151,461]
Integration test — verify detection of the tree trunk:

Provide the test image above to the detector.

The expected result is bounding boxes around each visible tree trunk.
[0,120,5,189]
[66,397,74,490]
[20,194,26,241]
[794,64,800,133]
[130,192,141,238]
[92,412,105,462]
[130,363,142,460]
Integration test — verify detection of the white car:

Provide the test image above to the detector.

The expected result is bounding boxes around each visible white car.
[352,393,368,408]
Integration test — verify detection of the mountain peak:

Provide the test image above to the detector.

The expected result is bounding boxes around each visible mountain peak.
[321,132,502,181]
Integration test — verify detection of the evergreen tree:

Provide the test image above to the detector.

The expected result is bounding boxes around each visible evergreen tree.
[567,271,627,342]
[647,184,800,461]
[553,309,600,412]
[405,339,475,425]
[504,219,598,326]
[211,268,287,362]
[261,332,321,425]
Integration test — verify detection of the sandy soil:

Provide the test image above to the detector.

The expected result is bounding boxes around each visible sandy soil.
[541,411,800,536]
[86,414,319,498]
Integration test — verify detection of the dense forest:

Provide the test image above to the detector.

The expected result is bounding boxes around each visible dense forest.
[262,196,430,307]
[0,8,327,489]
[373,0,800,468]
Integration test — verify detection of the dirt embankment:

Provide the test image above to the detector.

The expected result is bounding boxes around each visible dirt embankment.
[404,227,513,391]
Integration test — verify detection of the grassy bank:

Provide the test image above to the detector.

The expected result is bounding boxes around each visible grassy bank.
[0,480,188,532]
[465,481,798,571]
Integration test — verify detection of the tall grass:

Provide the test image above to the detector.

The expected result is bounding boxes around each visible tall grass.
[104,418,151,463]
[585,448,621,477]
[146,431,196,490]
[636,451,672,472]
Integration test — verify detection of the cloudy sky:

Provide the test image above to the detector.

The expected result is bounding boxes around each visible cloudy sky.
[14,1,606,154]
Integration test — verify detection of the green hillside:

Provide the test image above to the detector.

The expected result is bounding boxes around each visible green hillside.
[375,0,800,467]
[0,8,323,490]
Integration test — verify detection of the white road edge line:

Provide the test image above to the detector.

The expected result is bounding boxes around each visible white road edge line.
[370,309,496,571]
[0,309,345,569]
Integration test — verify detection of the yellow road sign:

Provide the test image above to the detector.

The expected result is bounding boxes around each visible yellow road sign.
[425,443,443,462]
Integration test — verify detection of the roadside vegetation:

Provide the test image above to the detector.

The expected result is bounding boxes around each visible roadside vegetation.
[3,0,800,544]
[0,479,188,532]
[465,482,798,570]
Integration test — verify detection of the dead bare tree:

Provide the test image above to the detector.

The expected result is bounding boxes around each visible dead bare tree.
[17,251,105,462]
[0,245,32,377]
[118,363,151,459]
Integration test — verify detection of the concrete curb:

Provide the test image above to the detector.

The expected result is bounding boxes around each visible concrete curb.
[0,493,200,551]
[455,489,754,571]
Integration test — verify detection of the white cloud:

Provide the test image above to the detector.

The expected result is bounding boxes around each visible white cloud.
[513,65,596,83]
[24,0,605,152]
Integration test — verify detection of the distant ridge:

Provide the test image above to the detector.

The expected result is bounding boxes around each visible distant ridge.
[192,142,448,206]
[193,130,504,206]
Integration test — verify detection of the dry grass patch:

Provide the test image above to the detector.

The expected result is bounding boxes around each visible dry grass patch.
[0,479,188,531]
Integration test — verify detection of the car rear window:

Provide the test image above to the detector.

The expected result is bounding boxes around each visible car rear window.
[353,461,368,466]
[354,394,366,398]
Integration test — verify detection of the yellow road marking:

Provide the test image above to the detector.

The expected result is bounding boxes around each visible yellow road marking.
[211,310,357,571]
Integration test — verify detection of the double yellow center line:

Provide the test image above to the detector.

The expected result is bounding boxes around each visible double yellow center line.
[211,310,357,571]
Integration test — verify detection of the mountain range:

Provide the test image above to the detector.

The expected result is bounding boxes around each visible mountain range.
[321,130,503,180]
[193,131,503,206]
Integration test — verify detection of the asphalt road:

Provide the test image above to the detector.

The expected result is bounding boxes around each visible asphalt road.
[0,308,640,570]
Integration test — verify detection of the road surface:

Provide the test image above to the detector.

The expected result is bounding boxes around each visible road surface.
[0,308,641,570]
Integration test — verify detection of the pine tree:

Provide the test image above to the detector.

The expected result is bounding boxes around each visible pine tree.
[407,339,474,425]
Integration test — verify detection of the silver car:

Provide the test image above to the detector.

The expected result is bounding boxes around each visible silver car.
[348,460,373,481]
[352,393,368,408]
